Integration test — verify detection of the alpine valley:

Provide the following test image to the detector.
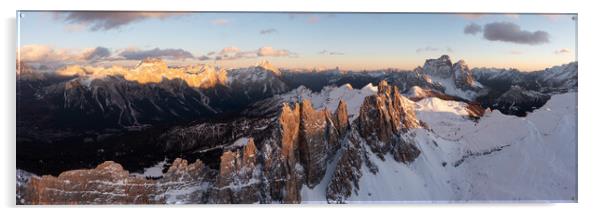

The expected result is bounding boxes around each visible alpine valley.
[16,55,577,204]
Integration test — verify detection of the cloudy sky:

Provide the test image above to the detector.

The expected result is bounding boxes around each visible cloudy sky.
[17,12,576,71]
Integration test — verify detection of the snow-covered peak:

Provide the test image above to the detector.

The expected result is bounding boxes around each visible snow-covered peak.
[256,59,281,76]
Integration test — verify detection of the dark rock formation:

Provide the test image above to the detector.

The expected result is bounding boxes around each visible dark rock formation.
[358,80,421,159]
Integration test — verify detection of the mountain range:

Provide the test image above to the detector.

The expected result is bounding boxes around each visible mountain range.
[16,55,577,204]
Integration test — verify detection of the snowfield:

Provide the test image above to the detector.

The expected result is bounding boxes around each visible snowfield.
[302,92,577,203]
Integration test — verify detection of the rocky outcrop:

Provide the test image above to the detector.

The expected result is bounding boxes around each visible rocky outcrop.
[358,80,421,159]
[216,139,261,203]
[20,158,213,204]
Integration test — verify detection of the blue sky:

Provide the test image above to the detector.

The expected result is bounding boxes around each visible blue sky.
[17,12,577,71]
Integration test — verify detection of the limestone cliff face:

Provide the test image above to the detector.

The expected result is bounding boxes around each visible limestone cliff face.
[298,100,329,188]
[334,100,350,136]
[270,102,304,203]
[358,80,421,161]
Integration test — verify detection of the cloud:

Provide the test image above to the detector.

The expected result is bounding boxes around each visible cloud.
[464,23,482,35]
[219,46,241,55]
[209,46,296,61]
[416,46,453,53]
[257,46,293,57]
[119,48,194,60]
[19,45,74,63]
[416,46,439,53]
[554,48,571,54]
[18,45,113,64]
[211,19,230,26]
[260,28,278,34]
[318,50,344,55]
[55,12,183,31]
[63,23,86,32]
[483,22,550,45]
[81,47,111,60]
[212,46,255,60]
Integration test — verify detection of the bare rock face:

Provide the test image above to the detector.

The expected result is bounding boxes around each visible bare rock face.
[259,99,350,202]
[216,138,261,203]
[358,80,421,159]
[298,99,329,188]
[279,103,301,163]
[324,111,341,159]
[422,55,480,92]
[260,102,303,203]
[21,158,213,204]
[333,100,350,136]
[423,55,453,78]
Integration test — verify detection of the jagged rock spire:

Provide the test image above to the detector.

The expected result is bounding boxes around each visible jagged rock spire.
[358,79,421,160]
